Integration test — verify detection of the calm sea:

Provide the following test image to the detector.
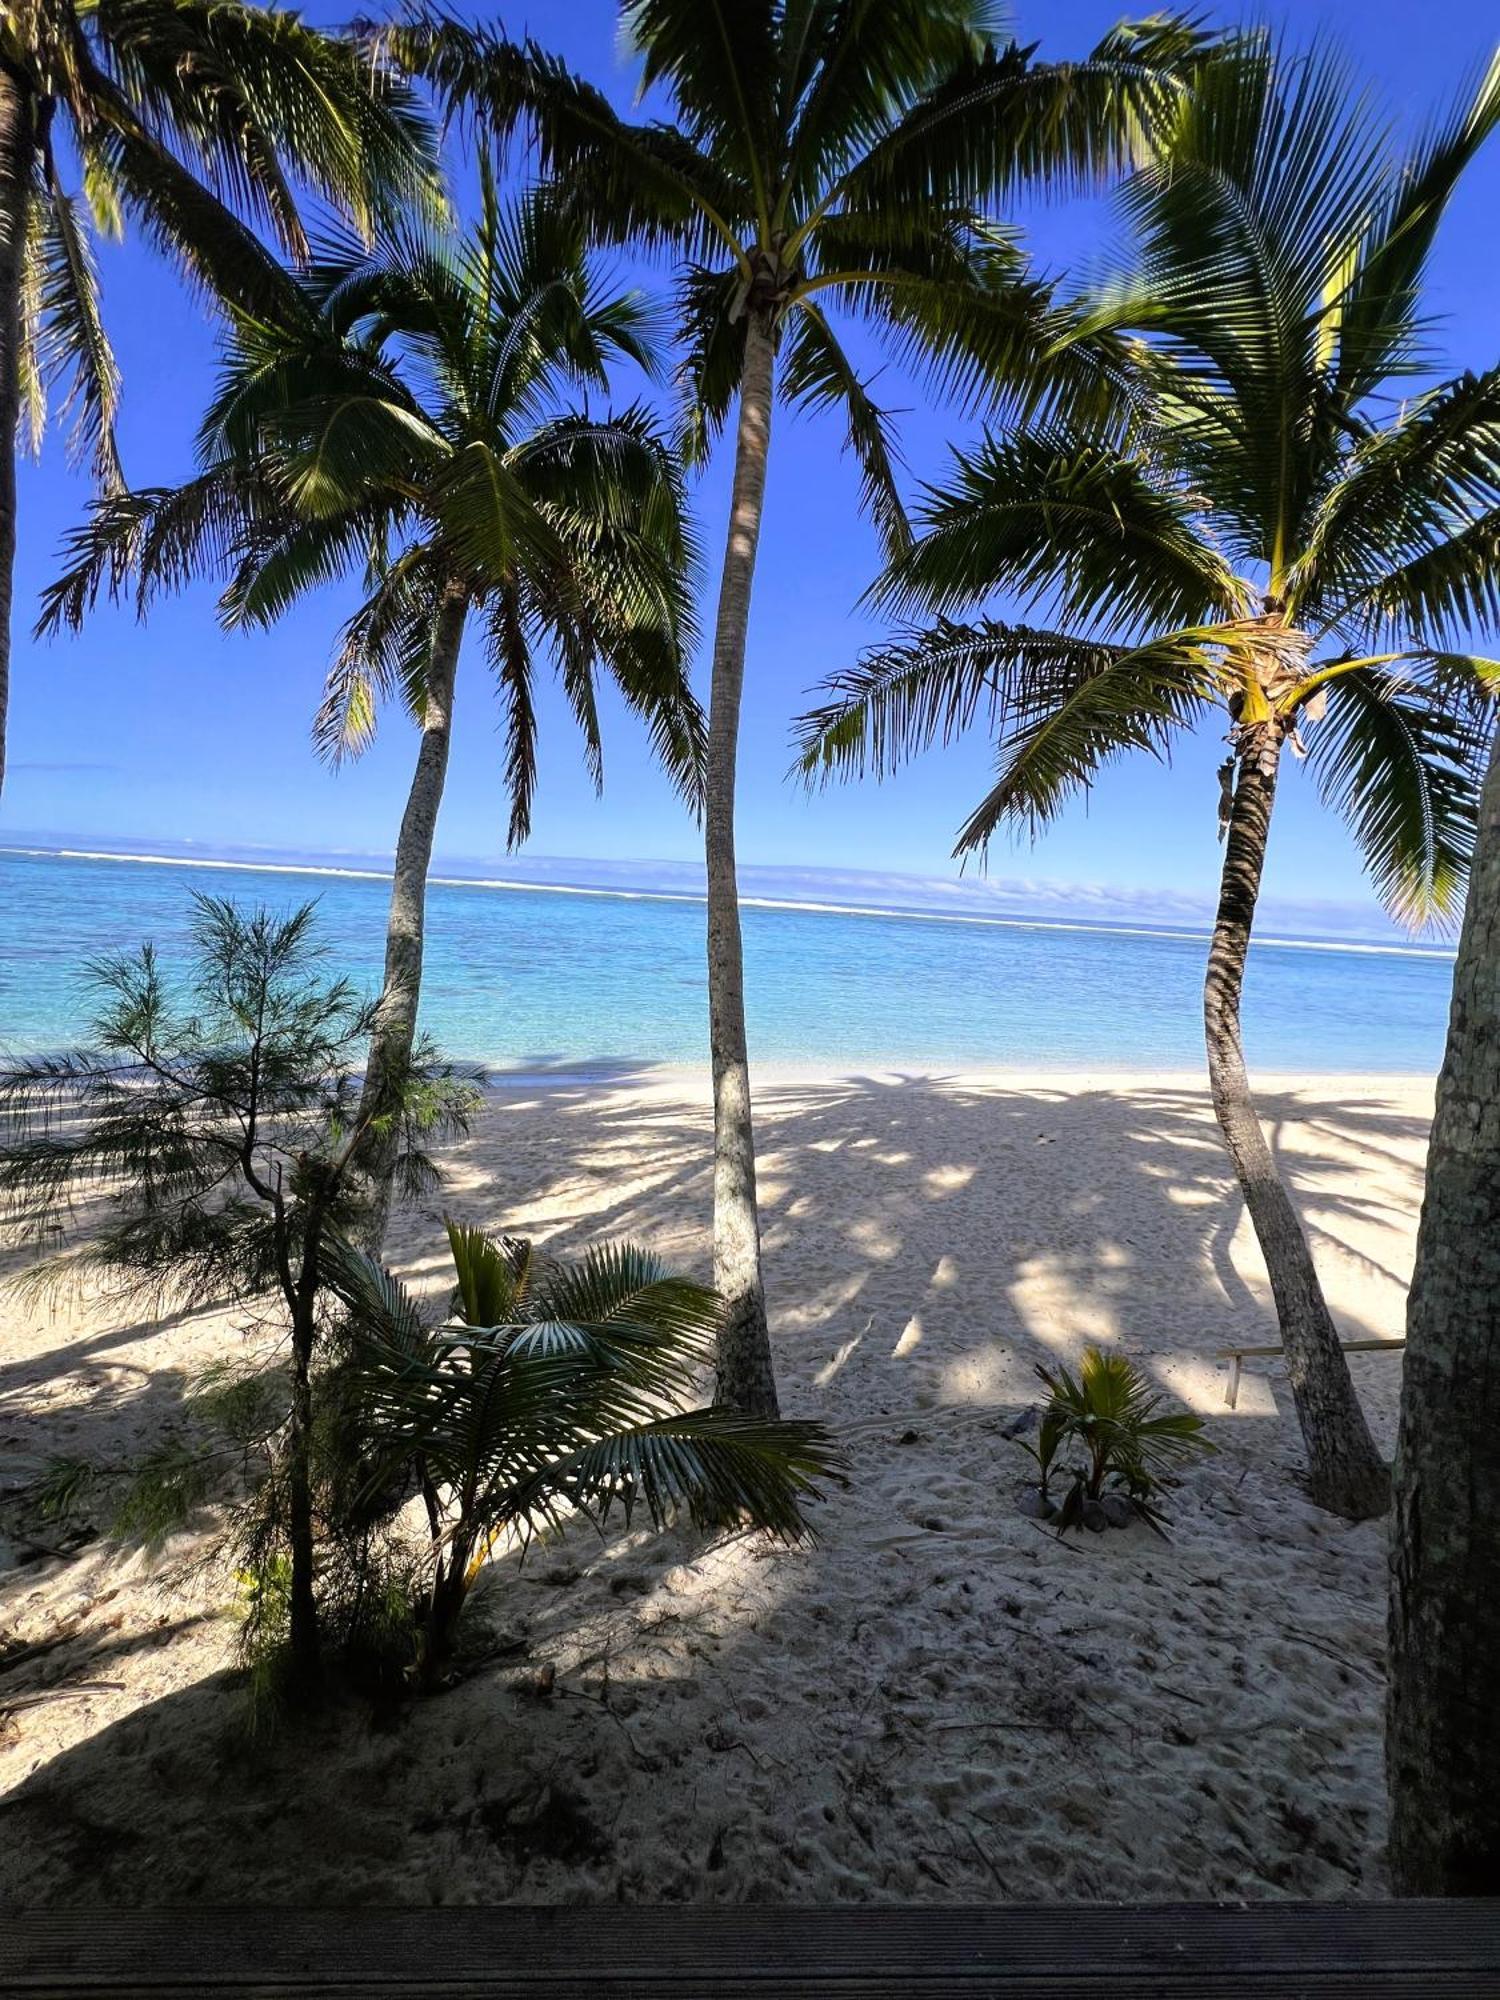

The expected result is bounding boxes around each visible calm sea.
[0,847,1454,1074]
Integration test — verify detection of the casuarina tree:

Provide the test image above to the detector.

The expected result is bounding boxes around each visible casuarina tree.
[0,896,475,1693]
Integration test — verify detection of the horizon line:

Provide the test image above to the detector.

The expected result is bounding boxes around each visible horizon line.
[0,841,1458,965]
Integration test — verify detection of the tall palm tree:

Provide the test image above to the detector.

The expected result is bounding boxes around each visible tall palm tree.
[377,0,1214,1415]
[43,182,704,1246]
[799,37,1500,1520]
[0,0,439,796]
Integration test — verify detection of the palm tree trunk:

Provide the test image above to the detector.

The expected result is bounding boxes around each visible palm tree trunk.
[705,309,778,1418]
[356,581,467,1252]
[0,63,36,800]
[1205,720,1391,1520]
[1387,727,1500,1893]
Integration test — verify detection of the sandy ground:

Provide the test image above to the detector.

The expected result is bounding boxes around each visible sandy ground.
[0,1067,1431,1906]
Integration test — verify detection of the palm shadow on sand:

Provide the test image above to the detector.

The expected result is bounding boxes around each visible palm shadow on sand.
[1,1074,1428,1908]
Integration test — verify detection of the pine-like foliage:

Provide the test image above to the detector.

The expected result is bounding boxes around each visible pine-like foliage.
[0,894,478,1693]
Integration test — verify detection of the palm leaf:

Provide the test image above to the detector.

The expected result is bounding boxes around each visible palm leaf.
[875,427,1242,632]
[781,302,910,559]
[494,1410,840,1546]
[446,1219,532,1328]
[1306,664,1486,927]
[32,186,124,489]
[1330,47,1500,398]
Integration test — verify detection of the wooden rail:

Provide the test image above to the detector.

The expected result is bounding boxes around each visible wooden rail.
[1218,1337,1406,1408]
[4,1904,1499,1996]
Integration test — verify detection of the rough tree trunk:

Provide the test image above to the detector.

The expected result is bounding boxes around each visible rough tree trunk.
[705,309,778,1418]
[1387,727,1500,1893]
[0,64,36,800]
[1205,720,1391,1520]
[285,1288,320,1693]
[355,582,467,1252]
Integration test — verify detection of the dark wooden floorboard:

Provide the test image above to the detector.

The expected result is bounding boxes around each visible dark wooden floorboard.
[3,1905,1499,1997]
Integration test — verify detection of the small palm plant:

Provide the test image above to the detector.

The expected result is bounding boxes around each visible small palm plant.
[1023,1348,1210,1535]
[326,1221,842,1683]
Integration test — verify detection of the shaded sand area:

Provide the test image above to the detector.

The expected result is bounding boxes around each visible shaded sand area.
[1,1070,1431,1904]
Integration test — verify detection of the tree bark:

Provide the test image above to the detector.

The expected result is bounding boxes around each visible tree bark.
[285,1288,321,1693]
[356,581,467,1252]
[705,310,778,1418]
[1205,720,1391,1520]
[0,63,36,800]
[1387,726,1500,1893]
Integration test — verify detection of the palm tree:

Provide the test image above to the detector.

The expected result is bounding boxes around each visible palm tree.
[1387,724,1500,1893]
[799,36,1500,1520]
[327,1219,841,1682]
[0,0,439,796]
[43,182,704,1247]
[377,0,1215,1415]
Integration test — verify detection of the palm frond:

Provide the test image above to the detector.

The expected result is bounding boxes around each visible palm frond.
[369,12,744,263]
[833,19,1215,215]
[495,1410,839,1546]
[32,185,123,489]
[446,1219,533,1327]
[482,587,539,850]
[1347,509,1500,652]
[313,550,452,765]
[775,0,1002,210]
[623,0,780,226]
[799,619,1217,850]
[1291,365,1500,629]
[875,426,1242,633]
[90,0,442,246]
[781,301,910,559]
[1330,47,1500,398]
[1306,664,1488,928]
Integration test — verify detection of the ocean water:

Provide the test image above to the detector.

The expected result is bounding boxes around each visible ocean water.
[1,846,1454,1075]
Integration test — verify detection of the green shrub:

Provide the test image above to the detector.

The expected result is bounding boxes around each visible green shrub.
[1022,1346,1212,1535]
[326,1220,845,1684]
[0,895,476,1696]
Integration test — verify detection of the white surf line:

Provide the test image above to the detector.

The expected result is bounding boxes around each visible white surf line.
[2,844,1457,963]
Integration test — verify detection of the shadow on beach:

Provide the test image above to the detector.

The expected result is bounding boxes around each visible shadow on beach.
[0,1073,1430,1908]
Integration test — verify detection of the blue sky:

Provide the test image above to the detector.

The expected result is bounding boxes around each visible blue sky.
[5,0,1500,934]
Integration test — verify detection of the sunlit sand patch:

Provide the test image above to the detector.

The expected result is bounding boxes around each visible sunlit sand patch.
[814,1334,864,1388]
[1154,1354,1283,1418]
[892,1315,923,1357]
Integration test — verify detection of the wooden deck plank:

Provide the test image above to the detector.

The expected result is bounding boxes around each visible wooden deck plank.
[4,1904,1499,1996]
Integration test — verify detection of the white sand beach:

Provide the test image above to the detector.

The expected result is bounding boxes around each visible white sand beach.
[0,1068,1432,1904]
